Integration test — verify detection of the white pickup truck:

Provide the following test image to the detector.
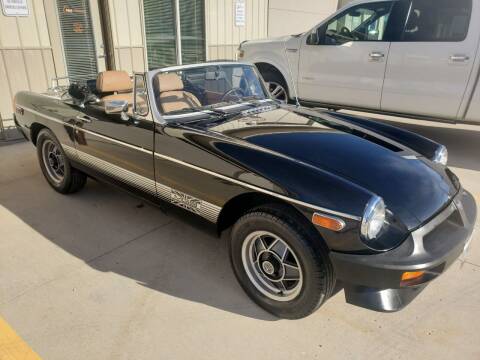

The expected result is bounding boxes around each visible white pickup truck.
[239,0,480,124]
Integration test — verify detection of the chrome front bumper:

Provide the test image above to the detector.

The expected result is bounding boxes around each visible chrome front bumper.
[330,189,477,312]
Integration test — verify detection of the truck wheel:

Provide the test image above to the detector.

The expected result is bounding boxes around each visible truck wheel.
[37,129,87,194]
[262,72,289,103]
[229,204,335,319]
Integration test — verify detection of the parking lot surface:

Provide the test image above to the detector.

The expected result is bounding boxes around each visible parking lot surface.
[1,116,479,360]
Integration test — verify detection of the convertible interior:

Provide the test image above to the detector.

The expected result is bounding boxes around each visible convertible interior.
[152,65,267,114]
[153,73,202,113]
[70,64,267,116]
[96,70,134,107]
[90,70,233,114]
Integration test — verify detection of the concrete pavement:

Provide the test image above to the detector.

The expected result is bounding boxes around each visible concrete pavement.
[0,119,479,360]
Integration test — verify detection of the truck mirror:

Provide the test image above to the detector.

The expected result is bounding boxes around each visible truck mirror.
[306,32,319,45]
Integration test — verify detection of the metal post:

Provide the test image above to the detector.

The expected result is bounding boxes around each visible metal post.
[174,0,182,65]
[98,0,116,70]
[0,113,5,141]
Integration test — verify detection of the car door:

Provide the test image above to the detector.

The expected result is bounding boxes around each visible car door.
[298,1,395,109]
[381,0,478,120]
[74,74,156,196]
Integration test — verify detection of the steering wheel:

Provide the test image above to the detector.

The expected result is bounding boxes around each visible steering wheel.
[339,26,353,38]
[221,87,246,102]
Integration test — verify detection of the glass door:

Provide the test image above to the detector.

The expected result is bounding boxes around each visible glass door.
[143,0,206,69]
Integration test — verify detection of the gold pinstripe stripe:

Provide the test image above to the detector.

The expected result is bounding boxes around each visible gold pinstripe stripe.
[64,145,221,223]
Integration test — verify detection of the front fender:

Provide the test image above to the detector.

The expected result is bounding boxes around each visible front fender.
[211,140,389,252]
[212,140,372,218]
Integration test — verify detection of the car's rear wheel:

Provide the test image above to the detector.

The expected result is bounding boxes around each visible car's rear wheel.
[37,129,87,194]
[229,204,335,319]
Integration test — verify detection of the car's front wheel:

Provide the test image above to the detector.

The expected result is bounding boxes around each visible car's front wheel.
[37,128,87,194]
[230,204,335,319]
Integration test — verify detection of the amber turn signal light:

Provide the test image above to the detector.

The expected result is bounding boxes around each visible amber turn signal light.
[312,213,345,232]
[401,271,425,282]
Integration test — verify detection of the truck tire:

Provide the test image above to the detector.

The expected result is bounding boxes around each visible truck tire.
[261,71,289,103]
[229,204,335,319]
[37,129,87,194]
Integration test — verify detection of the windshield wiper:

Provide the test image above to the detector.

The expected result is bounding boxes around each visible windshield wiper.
[167,108,229,126]
[201,106,229,116]
[166,97,272,125]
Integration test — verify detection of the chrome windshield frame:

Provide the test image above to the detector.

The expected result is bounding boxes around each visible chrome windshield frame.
[145,62,273,125]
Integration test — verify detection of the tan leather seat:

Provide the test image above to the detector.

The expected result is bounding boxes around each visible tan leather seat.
[96,70,133,104]
[154,73,201,113]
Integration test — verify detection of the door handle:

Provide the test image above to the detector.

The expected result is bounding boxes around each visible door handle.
[369,52,385,61]
[75,115,95,123]
[450,55,470,63]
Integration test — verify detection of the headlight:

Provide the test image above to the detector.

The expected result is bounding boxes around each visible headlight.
[433,145,448,166]
[361,196,386,242]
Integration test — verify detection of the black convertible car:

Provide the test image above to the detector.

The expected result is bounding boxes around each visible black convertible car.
[14,62,476,319]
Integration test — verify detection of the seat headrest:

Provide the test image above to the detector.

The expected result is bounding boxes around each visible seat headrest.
[154,73,184,93]
[96,71,132,93]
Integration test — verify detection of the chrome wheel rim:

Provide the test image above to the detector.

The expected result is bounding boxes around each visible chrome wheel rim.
[241,231,303,302]
[42,140,65,184]
[267,82,288,102]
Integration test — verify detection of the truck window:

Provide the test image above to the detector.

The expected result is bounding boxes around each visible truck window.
[323,2,394,45]
[403,0,472,42]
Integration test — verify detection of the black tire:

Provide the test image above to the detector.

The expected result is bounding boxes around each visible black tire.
[36,129,87,194]
[229,204,335,319]
[261,71,289,103]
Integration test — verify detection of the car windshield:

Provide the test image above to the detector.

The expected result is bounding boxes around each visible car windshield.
[152,64,269,116]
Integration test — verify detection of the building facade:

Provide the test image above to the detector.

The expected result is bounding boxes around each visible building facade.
[0,0,341,126]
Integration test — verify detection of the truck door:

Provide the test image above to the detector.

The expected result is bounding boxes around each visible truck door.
[298,1,395,109]
[381,0,478,120]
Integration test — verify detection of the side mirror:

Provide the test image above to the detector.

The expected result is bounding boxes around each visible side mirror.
[104,100,128,114]
[306,31,319,45]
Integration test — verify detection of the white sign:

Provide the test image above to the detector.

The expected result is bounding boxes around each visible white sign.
[1,0,29,16]
[235,0,246,27]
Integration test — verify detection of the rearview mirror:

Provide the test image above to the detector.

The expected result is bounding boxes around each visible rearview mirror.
[104,100,128,114]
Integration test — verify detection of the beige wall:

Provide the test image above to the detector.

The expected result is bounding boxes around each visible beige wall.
[205,0,268,61]
[338,0,354,9]
[0,0,62,121]
[0,0,341,122]
[108,0,146,73]
[268,0,339,37]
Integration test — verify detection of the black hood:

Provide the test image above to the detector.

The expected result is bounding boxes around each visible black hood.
[197,107,457,229]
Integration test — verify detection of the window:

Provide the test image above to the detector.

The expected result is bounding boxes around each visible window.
[180,0,206,65]
[57,0,98,82]
[134,74,149,116]
[403,0,472,42]
[143,0,206,69]
[144,0,177,69]
[323,2,394,45]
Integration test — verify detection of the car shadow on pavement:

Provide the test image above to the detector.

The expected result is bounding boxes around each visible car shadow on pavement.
[0,153,284,320]
[376,119,480,172]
